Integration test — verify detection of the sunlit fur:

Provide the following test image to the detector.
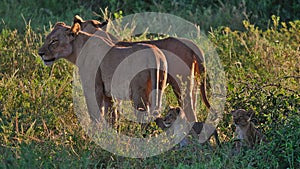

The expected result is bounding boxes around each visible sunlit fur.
[231,109,267,153]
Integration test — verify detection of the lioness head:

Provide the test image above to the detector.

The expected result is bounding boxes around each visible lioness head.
[231,109,254,127]
[38,22,80,66]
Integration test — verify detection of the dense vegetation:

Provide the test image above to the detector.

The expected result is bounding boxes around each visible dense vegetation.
[0,0,299,168]
[2,0,300,32]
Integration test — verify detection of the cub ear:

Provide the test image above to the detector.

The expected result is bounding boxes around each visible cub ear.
[247,109,255,119]
[70,22,81,36]
[168,105,173,110]
[230,109,236,115]
[175,107,181,115]
[73,15,84,25]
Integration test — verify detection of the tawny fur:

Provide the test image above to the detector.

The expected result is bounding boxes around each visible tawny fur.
[72,15,213,123]
[231,109,266,153]
[155,107,221,147]
[38,22,168,124]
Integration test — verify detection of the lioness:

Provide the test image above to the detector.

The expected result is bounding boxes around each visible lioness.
[155,107,221,147]
[231,109,267,153]
[38,22,168,124]
[72,15,213,123]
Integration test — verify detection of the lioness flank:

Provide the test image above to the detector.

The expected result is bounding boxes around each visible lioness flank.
[38,22,168,124]
[71,15,213,123]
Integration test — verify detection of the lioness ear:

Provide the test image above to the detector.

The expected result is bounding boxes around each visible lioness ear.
[54,22,66,29]
[98,19,108,28]
[73,15,84,25]
[70,22,81,36]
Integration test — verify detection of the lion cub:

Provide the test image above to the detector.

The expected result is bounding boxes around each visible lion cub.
[231,109,266,153]
[155,107,221,147]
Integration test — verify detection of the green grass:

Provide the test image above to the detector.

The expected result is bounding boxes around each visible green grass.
[1,1,300,168]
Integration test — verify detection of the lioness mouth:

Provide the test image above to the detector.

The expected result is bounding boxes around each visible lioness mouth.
[43,58,56,62]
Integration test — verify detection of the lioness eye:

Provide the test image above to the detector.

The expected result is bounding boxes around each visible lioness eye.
[50,39,58,45]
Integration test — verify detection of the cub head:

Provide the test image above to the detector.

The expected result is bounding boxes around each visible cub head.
[231,109,254,127]
[163,107,182,127]
[38,22,80,66]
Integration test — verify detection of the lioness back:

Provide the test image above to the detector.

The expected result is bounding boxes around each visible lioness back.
[72,15,213,124]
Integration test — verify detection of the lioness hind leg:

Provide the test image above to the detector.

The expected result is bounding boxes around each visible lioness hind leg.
[103,97,118,127]
[130,71,151,123]
[149,68,161,118]
[213,130,221,147]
